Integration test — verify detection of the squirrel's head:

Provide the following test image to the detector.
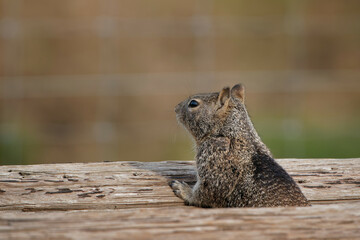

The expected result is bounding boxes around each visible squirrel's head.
[175,84,246,143]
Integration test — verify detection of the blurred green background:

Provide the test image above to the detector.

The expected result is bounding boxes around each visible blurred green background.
[0,0,359,165]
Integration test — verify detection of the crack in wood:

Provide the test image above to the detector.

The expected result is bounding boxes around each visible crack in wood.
[44,180,65,183]
[45,188,74,194]
[78,189,103,198]
[21,188,44,195]
[303,185,332,189]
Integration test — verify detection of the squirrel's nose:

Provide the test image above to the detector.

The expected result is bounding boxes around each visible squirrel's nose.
[174,103,181,114]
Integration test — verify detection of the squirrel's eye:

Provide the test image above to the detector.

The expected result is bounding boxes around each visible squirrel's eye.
[188,100,200,108]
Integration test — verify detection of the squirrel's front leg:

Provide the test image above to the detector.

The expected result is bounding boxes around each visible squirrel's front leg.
[169,180,193,204]
[170,180,204,207]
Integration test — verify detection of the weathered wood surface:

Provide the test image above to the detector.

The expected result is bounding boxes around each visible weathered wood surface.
[0,159,360,239]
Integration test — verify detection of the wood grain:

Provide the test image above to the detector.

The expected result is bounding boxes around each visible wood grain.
[1,159,360,239]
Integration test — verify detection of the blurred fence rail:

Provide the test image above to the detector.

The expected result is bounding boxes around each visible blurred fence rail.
[1,71,360,98]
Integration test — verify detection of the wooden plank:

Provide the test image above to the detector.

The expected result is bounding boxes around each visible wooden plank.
[1,159,359,211]
[0,159,360,239]
[1,202,360,240]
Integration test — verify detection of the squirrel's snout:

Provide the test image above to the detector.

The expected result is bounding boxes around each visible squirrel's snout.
[174,103,182,114]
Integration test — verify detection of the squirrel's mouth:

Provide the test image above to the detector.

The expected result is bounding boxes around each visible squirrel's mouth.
[175,112,185,126]
[174,102,185,123]
[174,103,183,116]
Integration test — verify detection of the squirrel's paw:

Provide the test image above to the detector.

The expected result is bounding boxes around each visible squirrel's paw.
[169,180,192,201]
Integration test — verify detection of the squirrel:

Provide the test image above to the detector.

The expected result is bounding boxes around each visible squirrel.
[170,84,310,208]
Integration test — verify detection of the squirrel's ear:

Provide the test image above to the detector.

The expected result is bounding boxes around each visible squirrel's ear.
[231,84,245,103]
[217,87,230,107]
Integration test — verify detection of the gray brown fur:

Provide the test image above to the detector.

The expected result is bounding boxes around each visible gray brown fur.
[170,84,310,208]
